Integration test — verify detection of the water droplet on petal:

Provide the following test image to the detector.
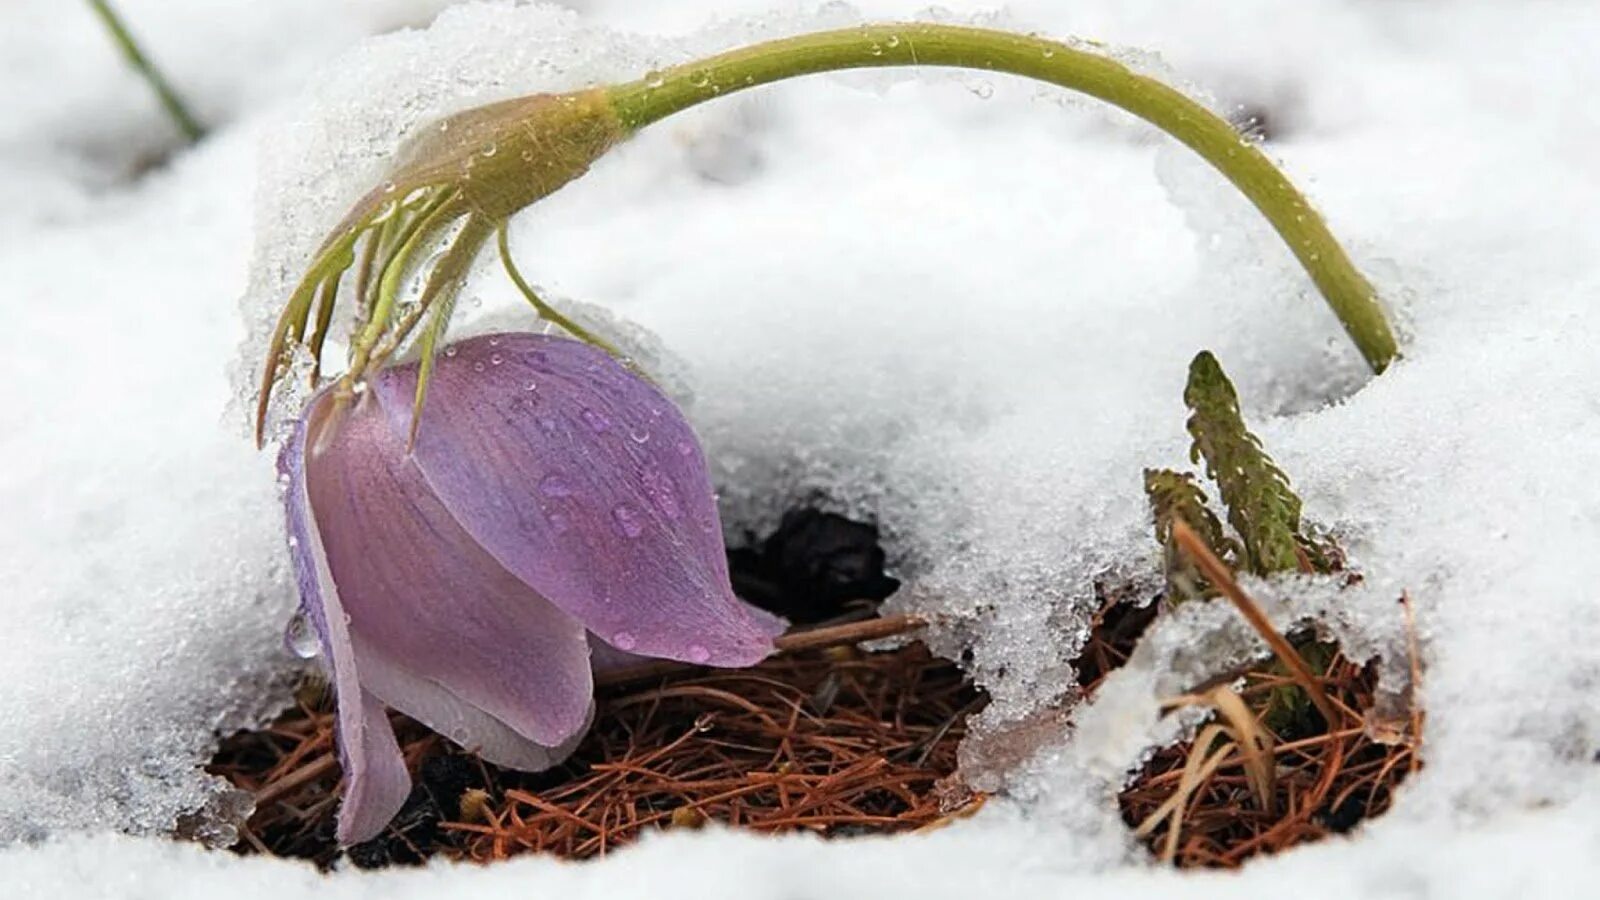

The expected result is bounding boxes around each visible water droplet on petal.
[444,346,458,357]
[490,353,503,366]
[581,407,610,432]
[611,503,644,538]
[612,631,638,651]
[539,473,574,497]
[473,362,485,373]
[643,471,682,520]
[676,440,695,457]
[285,612,320,660]
[629,425,650,443]
[688,645,711,664]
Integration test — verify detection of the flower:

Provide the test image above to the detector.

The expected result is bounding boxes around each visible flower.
[279,332,784,844]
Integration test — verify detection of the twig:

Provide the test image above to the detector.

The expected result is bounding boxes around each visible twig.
[595,614,926,688]
[1400,591,1425,772]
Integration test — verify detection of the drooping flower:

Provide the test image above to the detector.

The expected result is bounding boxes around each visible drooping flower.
[279,332,784,844]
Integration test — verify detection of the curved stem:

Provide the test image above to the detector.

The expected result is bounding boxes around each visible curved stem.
[496,223,626,359]
[606,23,1397,372]
[401,216,494,449]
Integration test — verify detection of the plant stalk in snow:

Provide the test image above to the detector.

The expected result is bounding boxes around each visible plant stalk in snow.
[255,22,1401,444]
[85,0,205,143]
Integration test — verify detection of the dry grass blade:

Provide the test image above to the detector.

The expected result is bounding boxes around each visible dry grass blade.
[1207,686,1274,812]
[1117,523,1422,868]
[1120,639,1421,868]
[1171,519,1338,726]
[1133,724,1232,861]
[1401,591,1424,773]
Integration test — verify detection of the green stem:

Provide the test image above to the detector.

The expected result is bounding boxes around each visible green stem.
[306,277,339,385]
[496,223,626,359]
[607,23,1398,372]
[403,216,494,448]
[85,0,205,143]
[349,189,462,376]
[377,216,492,369]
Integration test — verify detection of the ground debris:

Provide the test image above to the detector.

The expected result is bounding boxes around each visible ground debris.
[1117,645,1419,868]
[210,643,982,868]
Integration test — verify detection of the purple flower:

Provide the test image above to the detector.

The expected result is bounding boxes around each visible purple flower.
[279,333,783,844]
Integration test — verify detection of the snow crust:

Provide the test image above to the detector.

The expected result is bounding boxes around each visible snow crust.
[4,0,1600,895]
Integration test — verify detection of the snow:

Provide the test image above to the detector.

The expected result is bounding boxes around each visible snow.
[8,801,1600,899]
[5,0,1600,895]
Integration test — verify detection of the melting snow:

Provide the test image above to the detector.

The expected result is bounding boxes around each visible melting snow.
[4,0,1600,895]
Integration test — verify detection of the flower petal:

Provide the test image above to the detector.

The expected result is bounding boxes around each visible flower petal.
[373,334,783,667]
[280,401,410,845]
[303,390,595,747]
[587,633,649,675]
[353,633,593,771]
[336,689,411,845]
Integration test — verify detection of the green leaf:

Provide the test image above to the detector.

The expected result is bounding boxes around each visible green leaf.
[1143,468,1237,604]
[1183,351,1310,577]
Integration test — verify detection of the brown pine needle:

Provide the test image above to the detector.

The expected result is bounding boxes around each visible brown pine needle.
[1121,631,1422,866]
[1114,525,1424,868]
[213,631,979,868]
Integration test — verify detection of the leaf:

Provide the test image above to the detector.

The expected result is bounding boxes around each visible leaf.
[1143,468,1236,604]
[407,287,458,452]
[1183,351,1313,576]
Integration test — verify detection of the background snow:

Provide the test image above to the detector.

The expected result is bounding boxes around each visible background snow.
[9,801,1600,900]
[4,0,1600,895]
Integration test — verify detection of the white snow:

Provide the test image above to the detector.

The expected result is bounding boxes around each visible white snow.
[4,0,1600,896]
